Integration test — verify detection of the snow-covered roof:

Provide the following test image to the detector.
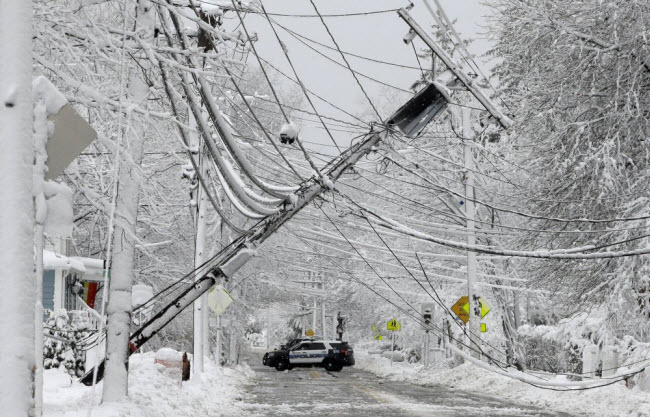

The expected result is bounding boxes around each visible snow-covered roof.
[43,251,106,281]
[70,256,105,282]
[43,249,86,272]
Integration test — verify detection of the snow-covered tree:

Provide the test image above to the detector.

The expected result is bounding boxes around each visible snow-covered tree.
[489,0,650,342]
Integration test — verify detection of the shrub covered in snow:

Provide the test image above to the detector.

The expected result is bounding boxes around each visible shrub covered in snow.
[43,309,96,377]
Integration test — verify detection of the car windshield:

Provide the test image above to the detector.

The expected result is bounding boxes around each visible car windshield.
[330,343,342,350]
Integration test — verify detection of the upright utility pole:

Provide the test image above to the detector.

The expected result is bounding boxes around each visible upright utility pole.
[191,112,209,373]
[0,1,35,415]
[320,281,326,339]
[463,108,481,358]
[312,299,317,335]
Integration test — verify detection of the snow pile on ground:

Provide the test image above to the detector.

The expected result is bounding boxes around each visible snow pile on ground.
[44,351,253,417]
[356,351,650,417]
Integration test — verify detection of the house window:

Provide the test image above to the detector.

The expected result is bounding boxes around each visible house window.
[43,270,56,320]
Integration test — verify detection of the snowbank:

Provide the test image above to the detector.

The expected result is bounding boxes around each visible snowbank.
[356,351,650,417]
[44,352,253,416]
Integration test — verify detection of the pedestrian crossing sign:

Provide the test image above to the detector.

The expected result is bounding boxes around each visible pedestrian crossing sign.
[387,318,401,331]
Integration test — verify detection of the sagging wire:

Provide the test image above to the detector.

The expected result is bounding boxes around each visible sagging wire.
[307,0,384,121]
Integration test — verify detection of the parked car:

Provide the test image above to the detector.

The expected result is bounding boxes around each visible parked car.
[271,340,355,372]
[263,338,311,367]
[281,338,311,351]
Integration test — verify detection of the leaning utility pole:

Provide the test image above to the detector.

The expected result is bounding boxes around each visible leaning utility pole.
[0,1,35,415]
[82,76,454,385]
[462,107,481,358]
[127,127,390,352]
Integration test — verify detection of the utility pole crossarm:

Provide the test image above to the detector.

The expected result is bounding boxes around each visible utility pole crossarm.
[397,8,513,130]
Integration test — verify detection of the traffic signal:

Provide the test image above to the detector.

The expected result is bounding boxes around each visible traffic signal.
[420,303,435,330]
[423,308,432,326]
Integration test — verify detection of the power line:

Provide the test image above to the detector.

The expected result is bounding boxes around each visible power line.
[230,0,325,176]
[257,0,342,153]
[257,55,368,126]
[273,20,422,71]
[271,13,412,95]
[195,1,400,17]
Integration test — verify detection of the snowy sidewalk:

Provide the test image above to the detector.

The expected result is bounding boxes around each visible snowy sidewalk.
[356,351,650,417]
[43,352,253,417]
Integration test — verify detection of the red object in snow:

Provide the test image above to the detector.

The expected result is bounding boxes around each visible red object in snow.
[85,282,97,308]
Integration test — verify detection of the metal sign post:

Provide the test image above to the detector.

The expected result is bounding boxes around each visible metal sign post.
[391,331,395,367]
[386,318,401,367]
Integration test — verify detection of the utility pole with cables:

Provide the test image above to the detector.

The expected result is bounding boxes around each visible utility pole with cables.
[462,107,481,358]
[321,283,327,340]
[190,112,210,374]
[0,1,35,415]
[81,75,457,385]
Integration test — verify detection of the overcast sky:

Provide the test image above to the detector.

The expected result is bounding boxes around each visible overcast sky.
[223,0,493,156]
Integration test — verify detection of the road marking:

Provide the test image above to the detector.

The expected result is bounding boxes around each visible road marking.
[352,384,387,404]
[310,370,321,379]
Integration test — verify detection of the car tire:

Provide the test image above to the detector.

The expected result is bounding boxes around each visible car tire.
[324,359,340,372]
[275,359,289,371]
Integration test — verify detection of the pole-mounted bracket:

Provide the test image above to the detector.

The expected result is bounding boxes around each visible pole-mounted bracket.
[397,8,513,130]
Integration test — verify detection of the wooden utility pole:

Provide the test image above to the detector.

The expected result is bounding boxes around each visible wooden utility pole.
[398,8,513,129]
[191,112,209,374]
[0,1,35,415]
[463,107,481,358]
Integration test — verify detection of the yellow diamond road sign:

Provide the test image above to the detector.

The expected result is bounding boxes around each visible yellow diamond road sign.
[451,296,469,323]
[387,318,401,331]
[207,285,234,316]
[461,297,492,319]
[305,329,315,337]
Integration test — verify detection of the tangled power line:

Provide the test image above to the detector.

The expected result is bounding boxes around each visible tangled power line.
[69,0,650,394]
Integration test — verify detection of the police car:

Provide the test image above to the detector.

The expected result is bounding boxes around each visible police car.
[263,338,311,366]
[271,340,355,372]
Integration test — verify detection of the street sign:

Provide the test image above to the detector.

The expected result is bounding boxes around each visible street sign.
[305,328,315,337]
[452,296,492,323]
[33,76,97,181]
[461,297,492,318]
[479,298,491,318]
[207,285,234,316]
[372,325,383,340]
[451,296,470,323]
[480,323,487,333]
[387,318,401,331]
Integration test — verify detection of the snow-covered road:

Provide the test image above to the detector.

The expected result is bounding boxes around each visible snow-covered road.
[236,351,573,417]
